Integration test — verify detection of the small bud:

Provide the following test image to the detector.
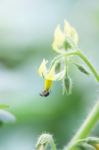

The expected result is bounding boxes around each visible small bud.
[36,133,56,150]
[85,137,99,145]
[84,137,99,150]
[75,63,90,75]
[77,142,96,150]
[63,75,72,95]
[76,137,99,150]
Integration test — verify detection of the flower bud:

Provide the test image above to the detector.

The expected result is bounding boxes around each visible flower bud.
[36,133,56,150]
[76,137,99,150]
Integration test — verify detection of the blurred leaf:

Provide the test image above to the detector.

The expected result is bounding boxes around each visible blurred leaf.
[0,110,16,123]
[0,104,9,109]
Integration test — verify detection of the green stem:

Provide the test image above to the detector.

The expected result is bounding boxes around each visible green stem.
[61,50,99,82]
[50,54,62,68]
[76,50,99,82]
[64,100,99,150]
[60,50,99,150]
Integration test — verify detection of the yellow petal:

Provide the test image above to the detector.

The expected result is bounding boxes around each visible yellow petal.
[46,66,55,81]
[38,59,48,77]
[44,80,53,90]
[45,65,66,81]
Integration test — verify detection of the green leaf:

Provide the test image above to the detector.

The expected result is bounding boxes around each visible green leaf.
[0,104,9,109]
[75,63,90,75]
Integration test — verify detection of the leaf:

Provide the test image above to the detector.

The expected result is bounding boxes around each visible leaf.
[75,63,90,75]
[0,104,9,109]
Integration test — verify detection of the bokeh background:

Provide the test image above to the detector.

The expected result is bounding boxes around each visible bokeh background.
[0,0,99,149]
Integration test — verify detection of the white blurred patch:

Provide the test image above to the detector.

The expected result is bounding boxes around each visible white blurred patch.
[0,109,16,123]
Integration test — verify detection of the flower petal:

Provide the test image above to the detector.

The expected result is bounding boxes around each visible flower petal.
[52,25,65,52]
[70,27,79,45]
[45,66,55,80]
[64,20,79,45]
[54,69,66,80]
[64,20,72,37]
[38,59,48,77]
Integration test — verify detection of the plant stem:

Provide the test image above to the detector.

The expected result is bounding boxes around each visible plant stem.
[64,100,99,150]
[76,50,99,82]
[61,50,99,82]
[57,50,99,150]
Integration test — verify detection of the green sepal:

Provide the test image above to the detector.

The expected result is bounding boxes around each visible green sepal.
[55,62,61,73]
[63,75,72,95]
[75,63,90,75]
[77,143,96,150]
[63,40,72,50]
[84,137,99,145]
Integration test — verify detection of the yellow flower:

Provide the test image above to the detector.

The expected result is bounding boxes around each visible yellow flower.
[52,20,79,52]
[38,59,48,77]
[38,59,66,92]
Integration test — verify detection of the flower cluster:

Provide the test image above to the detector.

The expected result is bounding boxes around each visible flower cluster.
[52,20,79,53]
[38,20,90,96]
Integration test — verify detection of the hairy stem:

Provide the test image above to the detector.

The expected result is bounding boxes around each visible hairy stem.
[64,100,99,150]
[62,50,99,150]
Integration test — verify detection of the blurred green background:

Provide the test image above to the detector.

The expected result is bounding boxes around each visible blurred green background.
[0,0,99,149]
